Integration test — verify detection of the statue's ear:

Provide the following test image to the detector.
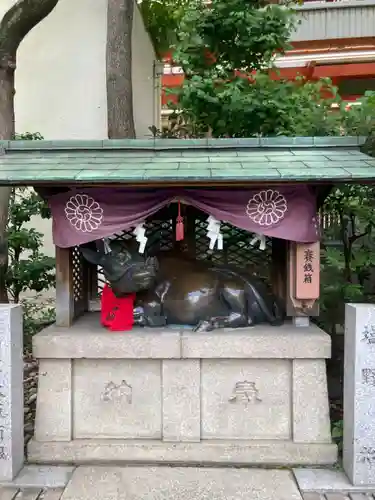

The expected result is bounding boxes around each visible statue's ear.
[116,238,138,256]
[80,242,104,266]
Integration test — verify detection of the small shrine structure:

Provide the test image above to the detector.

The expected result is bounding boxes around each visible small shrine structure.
[0,136,373,467]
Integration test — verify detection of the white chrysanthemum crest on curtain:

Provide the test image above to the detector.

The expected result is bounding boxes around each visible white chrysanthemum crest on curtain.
[246,189,288,226]
[64,194,104,232]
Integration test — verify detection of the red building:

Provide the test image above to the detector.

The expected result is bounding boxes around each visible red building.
[161,0,375,115]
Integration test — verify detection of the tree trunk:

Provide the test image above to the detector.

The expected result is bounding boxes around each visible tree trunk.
[0,65,14,302]
[107,0,136,139]
[0,0,60,302]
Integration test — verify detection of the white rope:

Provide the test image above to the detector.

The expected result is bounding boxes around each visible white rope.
[250,233,266,251]
[103,238,112,254]
[207,215,223,250]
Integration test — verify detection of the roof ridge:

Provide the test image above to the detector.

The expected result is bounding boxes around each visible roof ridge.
[0,136,367,152]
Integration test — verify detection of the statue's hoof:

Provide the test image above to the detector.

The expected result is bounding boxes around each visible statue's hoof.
[193,320,214,333]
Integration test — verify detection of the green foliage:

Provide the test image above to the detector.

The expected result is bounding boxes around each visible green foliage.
[169,0,302,136]
[159,0,375,138]
[5,133,55,305]
[318,184,375,333]
[173,72,345,137]
[331,419,343,453]
[173,0,296,75]
[138,0,189,56]
[341,91,375,136]
[14,132,43,141]
[22,297,55,350]
[6,188,55,303]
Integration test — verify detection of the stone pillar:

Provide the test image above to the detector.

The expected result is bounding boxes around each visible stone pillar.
[344,303,375,486]
[0,305,24,481]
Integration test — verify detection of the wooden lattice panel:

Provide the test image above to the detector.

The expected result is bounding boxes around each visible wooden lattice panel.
[72,246,85,303]
[194,219,272,279]
[95,217,272,294]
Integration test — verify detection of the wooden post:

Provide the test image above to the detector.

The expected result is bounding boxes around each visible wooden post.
[72,250,89,319]
[87,263,98,301]
[271,238,287,303]
[55,246,74,327]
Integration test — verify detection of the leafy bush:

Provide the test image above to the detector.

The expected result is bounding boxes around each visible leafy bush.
[5,132,56,347]
[6,188,55,303]
[22,297,55,350]
[319,183,375,334]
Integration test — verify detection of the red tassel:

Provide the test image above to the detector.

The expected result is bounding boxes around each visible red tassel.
[176,201,184,241]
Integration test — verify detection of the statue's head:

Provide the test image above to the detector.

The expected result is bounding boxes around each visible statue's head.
[80,239,158,295]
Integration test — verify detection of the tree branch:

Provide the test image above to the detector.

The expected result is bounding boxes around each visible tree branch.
[0,0,60,302]
[349,232,368,245]
[0,0,59,64]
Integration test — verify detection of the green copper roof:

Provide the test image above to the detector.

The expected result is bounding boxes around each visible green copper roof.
[0,136,373,186]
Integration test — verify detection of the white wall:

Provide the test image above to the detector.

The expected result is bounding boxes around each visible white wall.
[132,5,161,138]
[0,0,160,139]
[0,0,160,258]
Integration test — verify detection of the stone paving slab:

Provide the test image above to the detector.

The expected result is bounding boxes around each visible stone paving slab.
[302,495,375,500]
[40,489,64,500]
[294,469,375,494]
[0,488,64,500]
[1,470,374,500]
[60,466,303,500]
[4,467,75,489]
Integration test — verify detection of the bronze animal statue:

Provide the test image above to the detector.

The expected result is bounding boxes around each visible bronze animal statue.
[80,239,285,332]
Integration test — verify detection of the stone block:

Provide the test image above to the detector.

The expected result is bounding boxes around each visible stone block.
[33,315,181,359]
[182,323,331,359]
[60,466,303,500]
[201,359,291,440]
[0,305,24,481]
[293,359,331,443]
[35,360,72,442]
[28,439,338,465]
[73,359,161,439]
[162,360,200,442]
[343,304,375,486]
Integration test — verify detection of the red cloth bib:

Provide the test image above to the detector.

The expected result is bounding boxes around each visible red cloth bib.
[100,284,135,332]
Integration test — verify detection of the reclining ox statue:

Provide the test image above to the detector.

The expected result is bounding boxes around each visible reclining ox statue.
[80,239,285,332]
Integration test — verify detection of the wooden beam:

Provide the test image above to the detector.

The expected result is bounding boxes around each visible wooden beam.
[312,62,375,78]
[161,63,375,106]
[55,246,74,327]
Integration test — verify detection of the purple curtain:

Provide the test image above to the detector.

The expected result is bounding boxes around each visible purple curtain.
[48,186,319,248]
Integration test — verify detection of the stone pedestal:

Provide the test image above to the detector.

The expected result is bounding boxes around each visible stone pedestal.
[28,313,337,466]
[344,303,375,486]
[0,305,24,481]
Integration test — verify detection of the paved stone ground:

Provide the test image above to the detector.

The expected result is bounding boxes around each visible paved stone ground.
[0,485,373,499]
[303,494,375,499]
[0,488,64,500]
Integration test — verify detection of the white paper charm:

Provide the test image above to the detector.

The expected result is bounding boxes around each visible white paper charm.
[133,224,148,254]
[207,215,223,250]
[250,233,266,251]
[103,238,112,254]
